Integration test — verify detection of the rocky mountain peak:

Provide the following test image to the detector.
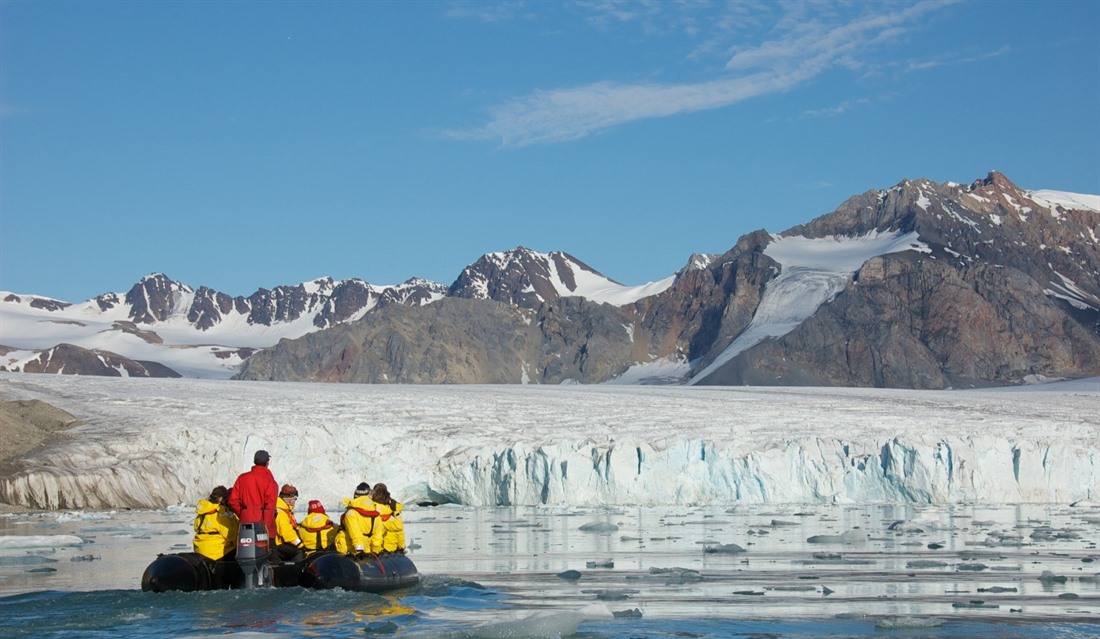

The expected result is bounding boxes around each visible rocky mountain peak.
[969,169,1017,193]
[125,273,194,323]
[448,246,612,310]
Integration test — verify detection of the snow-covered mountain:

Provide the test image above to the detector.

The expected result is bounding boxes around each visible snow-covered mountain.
[3,171,1098,388]
[0,249,682,380]
[448,247,676,308]
[0,374,1095,510]
[1,275,448,378]
[685,172,1100,387]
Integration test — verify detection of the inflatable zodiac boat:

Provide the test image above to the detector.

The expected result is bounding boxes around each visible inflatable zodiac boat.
[141,522,418,593]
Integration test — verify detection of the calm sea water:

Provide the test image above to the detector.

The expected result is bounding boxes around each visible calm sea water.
[0,503,1097,638]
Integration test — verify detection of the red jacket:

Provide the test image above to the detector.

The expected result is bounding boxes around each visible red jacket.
[229,464,278,533]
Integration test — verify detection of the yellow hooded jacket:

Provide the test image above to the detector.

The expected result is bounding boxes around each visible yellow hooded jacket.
[335,495,379,554]
[298,512,337,553]
[274,496,302,548]
[370,501,406,553]
[193,498,239,561]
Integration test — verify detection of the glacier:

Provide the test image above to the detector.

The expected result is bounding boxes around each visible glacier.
[690,230,928,383]
[0,373,1096,511]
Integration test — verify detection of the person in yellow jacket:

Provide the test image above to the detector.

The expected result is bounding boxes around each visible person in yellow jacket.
[273,484,304,562]
[298,499,338,553]
[335,482,379,557]
[368,483,406,554]
[193,485,239,561]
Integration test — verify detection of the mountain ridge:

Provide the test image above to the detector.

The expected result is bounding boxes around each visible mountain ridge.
[3,171,1098,387]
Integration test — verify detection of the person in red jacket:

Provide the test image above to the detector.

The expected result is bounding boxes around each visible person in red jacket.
[228,449,279,542]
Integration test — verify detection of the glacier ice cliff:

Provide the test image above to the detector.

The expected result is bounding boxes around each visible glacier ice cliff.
[0,375,1096,510]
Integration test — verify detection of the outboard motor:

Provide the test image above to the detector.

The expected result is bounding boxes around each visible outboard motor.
[236,522,271,588]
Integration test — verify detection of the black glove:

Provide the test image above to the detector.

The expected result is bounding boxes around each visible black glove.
[353,551,368,560]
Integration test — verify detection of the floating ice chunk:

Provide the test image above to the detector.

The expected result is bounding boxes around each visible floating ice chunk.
[578,522,618,532]
[69,554,101,562]
[1038,570,1067,583]
[0,535,84,550]
[952,600,998,609]
[649,567,702,583]
[55,511,114,522]
[887,520,925,532]
[799,552,874,565]
[703,543,746,554]
[906,560,948,569]
[806,530,867,544]
[582,588,638,601]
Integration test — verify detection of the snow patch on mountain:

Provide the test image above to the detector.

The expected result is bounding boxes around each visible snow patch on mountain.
[690,231,927,384]
[605,356,691,385]
[565,269,676,306]
[1028,189,1100,214]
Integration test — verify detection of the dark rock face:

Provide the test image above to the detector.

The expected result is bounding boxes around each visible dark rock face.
[531,297,635,383]
[238,298,534,383]
[8,344,181,378]
[188,287,237,331]
[235,296,635,384]
[626,232,776,375]
[125,273,189,323]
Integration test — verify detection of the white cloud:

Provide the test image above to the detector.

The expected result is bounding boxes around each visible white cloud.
[449,0,958,147]
[906,44,1011,72]
[447,70,811,147]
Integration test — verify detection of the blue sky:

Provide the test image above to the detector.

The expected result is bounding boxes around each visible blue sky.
[2,0,1098,303]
